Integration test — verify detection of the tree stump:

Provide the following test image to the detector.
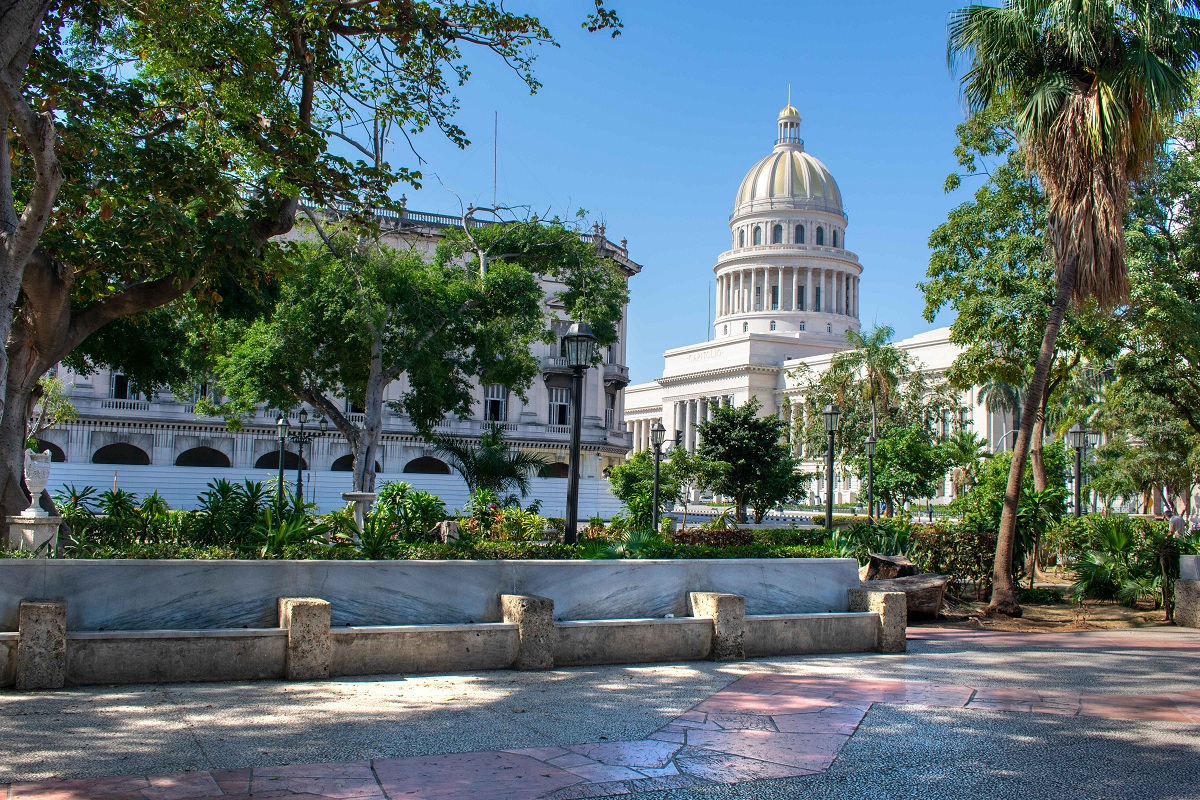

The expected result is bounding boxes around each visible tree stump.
[861,573,949,617]
[866,553,919,581]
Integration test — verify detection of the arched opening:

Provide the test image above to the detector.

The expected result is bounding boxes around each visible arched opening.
[795,224,805,244]
[738,230,745,248]
[538,463,569,478]
[771,224,782,244]
[752,226,762,245]
[331,454,381,472]
[255,450,306,470]
[832,230,839,248]
[175,447,231,468]
[742,322,749,333]
[816,226,825,246]
[92,443,150,466]
[770,320,777,331]
[33,439,66,463]
[723,324,729,335]
[404,456,451,475]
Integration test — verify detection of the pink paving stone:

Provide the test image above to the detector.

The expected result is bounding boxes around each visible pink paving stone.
[686,729,850,772]
[1079,698,1194,723]
[674,751,815,784]
[692,692,838,714]
[647,730,687,744]
[373,751,583,800]
[249,761,380,799]
[559,763,644,783]
[10,775,151,799]
[566,740,681,769]
[209,769,252,795]
[708,713,777,731]
[547,752,598,769]
[502,746,572,761]
[772,711,866,736]
[141,772,224,800]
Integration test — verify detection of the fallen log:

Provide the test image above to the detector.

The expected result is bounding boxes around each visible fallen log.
[865,553,918,581]
[861,573,950,617]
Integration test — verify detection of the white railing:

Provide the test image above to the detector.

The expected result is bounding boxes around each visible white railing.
[100,399,150,411]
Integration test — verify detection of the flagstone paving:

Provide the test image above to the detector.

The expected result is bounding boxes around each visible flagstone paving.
[3,628,1199,799]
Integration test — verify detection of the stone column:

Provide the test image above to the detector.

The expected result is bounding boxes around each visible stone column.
[848,589,907,654]
[807,267,814,312]
[684,399,695,452]
[674,402,685,447]
[689,592,746,661]
[749,269,757,312]
[697,397,708,447]
[16,600,68,690]
[501,594,555,670]
[279,598,331,680]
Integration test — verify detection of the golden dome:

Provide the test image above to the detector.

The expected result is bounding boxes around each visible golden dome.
[734,148,843,216]
[778,104,800,119]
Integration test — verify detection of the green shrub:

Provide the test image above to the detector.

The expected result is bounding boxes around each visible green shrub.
[373,482,447,542]
[831,520,910,562]
[907,525,997,599]
[668,529,754,547]
[493,507,546,542]
[1018,586,1065,604]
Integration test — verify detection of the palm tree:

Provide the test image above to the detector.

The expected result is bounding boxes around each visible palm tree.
[435,424,550,501]
[945,430,989,498]
[977,378,1024,450]
[948,0,1200,616]
[841,325,910,431]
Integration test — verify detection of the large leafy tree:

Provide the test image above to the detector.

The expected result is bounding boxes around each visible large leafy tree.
[607,449,683,532]
[695,398,807,524]
[946,0,1200,616]
[0,0,621,517]
[852,423,951,515]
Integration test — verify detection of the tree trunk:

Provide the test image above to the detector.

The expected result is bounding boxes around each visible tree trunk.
[988,254,1078,618]
[1029,406,1048,493]
[0,378,35,517]
[351,337,386,494]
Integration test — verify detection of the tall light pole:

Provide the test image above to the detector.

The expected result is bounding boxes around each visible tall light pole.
[650,421,666,532]
[865,433,876,523]
[275,414,290,511]
[289,408,322,509]
[1068,423,1096,517]
[562,322,597,544]
[822,403,840,531]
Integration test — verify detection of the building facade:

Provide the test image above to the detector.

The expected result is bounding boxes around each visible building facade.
[37,210,640,501]
[626,105,1013,507]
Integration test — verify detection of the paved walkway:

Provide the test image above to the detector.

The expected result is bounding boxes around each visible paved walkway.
[3,629,1199,799]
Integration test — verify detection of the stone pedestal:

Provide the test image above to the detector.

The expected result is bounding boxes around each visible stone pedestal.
[278,597,331,680]
[16,600,67,690]
[8,515,60,556]
[341,492,377,533]
[501,594,555,670]
[848,588,907,653]
[689,592,746,661]
[1176,580,1200,629]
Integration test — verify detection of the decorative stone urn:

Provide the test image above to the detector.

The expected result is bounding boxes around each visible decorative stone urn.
[22,449,52,517]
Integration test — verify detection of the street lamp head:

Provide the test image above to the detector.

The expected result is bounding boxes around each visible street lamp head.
[865,434,876,457]
[562,322,597,368]
[1086,429,1101,449]
[822,403,841,434]
[298,408,309,425]
[276,414,290,438]
[650,420,666,448]
[319,417,329,433]
[1068,423,1085,449]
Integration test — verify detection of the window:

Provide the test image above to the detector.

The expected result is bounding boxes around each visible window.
[110,374,140,401]
[771,224,783,244]
[484,384,507,422]
[755,285,762,310]
[770,286,779,310]
[605,393,617,429]
[753,226,762,245]
[816,227,825,246]
[827,323,833,333]
[815,286,822,312]
[798,286,806,311]
[742,322,749,333]
[738,230,745,247]
[549,387,571,426]
[795,224,805,244]
[832,230,839,248]
[799,321,806,331]
[723,324,729,335]
[607,341,618,364]
[769,320,777,331]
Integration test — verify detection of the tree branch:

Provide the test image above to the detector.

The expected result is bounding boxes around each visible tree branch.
[64,273,199,357]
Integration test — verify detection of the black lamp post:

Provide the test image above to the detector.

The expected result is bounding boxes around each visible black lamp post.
[562,322,597,544]
[865,433,876,523]
[650,421,666,532]
[287,409,324,509]
[822,403,840,531]
[275,414,290,510]
[1068,423,1086,518]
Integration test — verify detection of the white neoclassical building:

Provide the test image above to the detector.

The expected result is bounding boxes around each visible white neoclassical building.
[35,210,640,513]
[626,104,1015,506]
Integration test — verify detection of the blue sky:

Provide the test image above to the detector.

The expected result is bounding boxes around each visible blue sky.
[397,1,972,384]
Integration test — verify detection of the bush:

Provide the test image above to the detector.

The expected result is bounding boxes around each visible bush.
[373,481,446,542]
[809,514,864,527]
[907,525,997,599]
[668,529,754,547]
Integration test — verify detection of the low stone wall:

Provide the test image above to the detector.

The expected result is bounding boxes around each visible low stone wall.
[0,559,860,631]
[1181,555,1199,582]
[1177,557,1199,629]
[1,558,906,689]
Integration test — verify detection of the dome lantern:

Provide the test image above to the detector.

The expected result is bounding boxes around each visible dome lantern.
[777,104,802,147]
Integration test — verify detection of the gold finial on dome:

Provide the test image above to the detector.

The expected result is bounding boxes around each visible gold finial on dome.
[777,87,802,147]
[779,84,800,120]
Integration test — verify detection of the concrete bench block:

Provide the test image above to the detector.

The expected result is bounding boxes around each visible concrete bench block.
[848,588,906,653]
[501,594,555,670]
[1176,580,1200,629]
[278,598,331,680]
[689,591,746,661]
[16,600,67,690]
